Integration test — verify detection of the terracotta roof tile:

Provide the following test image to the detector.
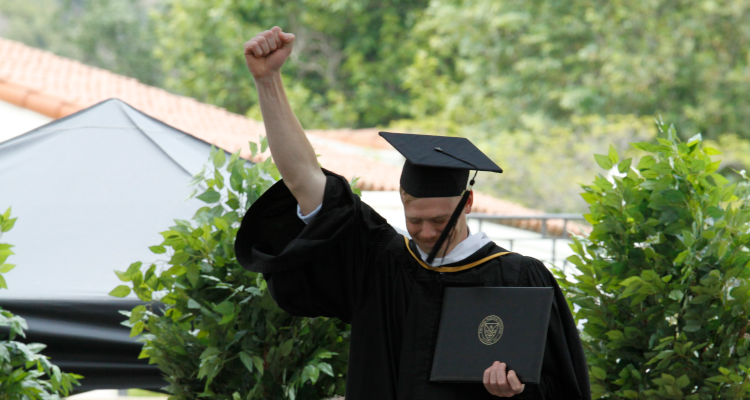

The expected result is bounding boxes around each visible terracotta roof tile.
[0,37,588,236]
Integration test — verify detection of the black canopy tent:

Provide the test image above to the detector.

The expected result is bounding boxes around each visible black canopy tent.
[0,99,224,392]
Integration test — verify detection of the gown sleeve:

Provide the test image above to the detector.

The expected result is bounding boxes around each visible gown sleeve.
[516,258,592,400]
[234,169,397,323]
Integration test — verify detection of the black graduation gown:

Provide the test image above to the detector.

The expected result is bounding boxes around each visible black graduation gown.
[236,170,591,400]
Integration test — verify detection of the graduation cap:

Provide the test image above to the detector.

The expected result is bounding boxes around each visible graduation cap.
[379,132,503,264]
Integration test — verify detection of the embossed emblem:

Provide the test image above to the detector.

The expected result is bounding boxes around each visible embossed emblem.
[478,315,504,345]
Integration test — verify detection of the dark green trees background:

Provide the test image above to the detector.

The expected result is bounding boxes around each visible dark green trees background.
[3,0,750,211]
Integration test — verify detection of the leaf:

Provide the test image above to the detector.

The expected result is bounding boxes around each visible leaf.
[591,366,607,380]
[619,276,642,286]
[704,147,722,155]
[279,339,294,357]
[668,290,684,302]
[683,320,702,332]
[129,305,147,324]
[188,298,201,309]
[252,355,264,376]
[709,173,729,187]
[617,158,632,174]
[239,352,254,373]
[673,250,689,266]
[705,375,729,383]
[213,149,226,168]
[114,270,131,282]
[605,330,624,340]
[675,374,690,388]
[149,245,166,254]
[705,161,722,175]
[608,144,619,164]
[126,262,142,277]
[0,263,15,273]
[109,285,131,298]
[260,135,268,153]
[594,154,613,170]
[301,364,320,384]
[249,141,258,157]
[197,189,221,203]
[52,365,62,382]
[1,217,17,232]
[130,321,145,337]
[637,155,656,169]
[214,216,229,231]
[187,265,200,287]
[214,301,235,316]
[317,362,334,377]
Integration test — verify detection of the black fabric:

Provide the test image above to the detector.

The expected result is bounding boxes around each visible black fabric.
[400,160,469,198]
[235,170,591,400]
[0,299,165,393]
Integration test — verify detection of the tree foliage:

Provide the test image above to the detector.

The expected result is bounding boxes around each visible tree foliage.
[559,121,750,399]
[110,142,349,399]
[152,0,426,128]
[0,209,81,399]
[405,0,750,141]
[0,0,163,86]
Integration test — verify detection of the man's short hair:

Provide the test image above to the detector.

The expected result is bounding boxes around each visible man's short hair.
[399,187,420,203]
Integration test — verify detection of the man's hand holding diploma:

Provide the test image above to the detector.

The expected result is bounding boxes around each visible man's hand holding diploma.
[484,362,525,397]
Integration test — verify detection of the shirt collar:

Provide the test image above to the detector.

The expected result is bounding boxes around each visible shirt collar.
[416,231,493,267]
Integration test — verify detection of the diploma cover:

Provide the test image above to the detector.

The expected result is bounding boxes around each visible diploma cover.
[430,287,554,383]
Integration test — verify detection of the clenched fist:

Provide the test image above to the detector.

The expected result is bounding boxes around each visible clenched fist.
[244,26,295,80]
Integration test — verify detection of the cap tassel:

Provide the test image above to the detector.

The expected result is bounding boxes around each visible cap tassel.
[426,188,472,265]
[425,147,480,265]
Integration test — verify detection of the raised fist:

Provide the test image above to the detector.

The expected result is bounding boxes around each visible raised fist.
[244,26,295,79]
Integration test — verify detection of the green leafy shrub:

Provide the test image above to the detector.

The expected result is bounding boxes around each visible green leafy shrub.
[559,121,750,399]
[110,142,349,400]
[0,208,81,399]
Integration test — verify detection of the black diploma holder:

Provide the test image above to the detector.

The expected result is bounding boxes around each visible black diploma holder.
[430,287,554,383]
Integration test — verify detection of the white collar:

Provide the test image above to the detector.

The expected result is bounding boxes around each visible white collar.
[415,231,493,267]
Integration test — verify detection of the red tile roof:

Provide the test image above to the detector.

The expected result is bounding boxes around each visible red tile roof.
[0,37,586,236]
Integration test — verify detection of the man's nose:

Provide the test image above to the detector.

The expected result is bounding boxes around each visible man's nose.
[421,223,440,240]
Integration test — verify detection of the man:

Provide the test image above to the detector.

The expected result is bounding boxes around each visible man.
[235,26,590,399]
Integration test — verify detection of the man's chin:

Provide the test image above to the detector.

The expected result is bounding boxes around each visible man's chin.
[415,242,438,254]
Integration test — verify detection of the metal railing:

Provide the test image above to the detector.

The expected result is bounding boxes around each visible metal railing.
[467,213,586,269]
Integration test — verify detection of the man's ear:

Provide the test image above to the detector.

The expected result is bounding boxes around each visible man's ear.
[464,191,474,214]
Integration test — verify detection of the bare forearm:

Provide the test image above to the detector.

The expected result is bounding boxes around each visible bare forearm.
[254,73,325,214]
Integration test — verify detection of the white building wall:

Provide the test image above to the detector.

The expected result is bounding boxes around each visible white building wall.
[0,100,53,143]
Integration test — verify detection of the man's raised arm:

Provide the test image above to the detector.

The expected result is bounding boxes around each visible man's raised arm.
[244,26,326,215]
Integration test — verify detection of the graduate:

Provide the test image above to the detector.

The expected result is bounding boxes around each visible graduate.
[236,26,591,400]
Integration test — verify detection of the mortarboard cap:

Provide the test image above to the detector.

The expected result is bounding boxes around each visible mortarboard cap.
[379,132,502,198]
[379,132,503,264]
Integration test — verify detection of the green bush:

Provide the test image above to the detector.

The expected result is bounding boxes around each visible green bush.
[110,142,350,400]
[0,208,81,399]
[559,121,750,399]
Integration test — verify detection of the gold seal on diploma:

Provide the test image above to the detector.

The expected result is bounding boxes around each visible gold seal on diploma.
[478,315,504,345]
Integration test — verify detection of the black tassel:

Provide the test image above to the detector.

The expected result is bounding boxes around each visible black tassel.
[426,189,471,264]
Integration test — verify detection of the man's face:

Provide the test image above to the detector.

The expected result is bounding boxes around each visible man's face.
[402,195,469,255]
